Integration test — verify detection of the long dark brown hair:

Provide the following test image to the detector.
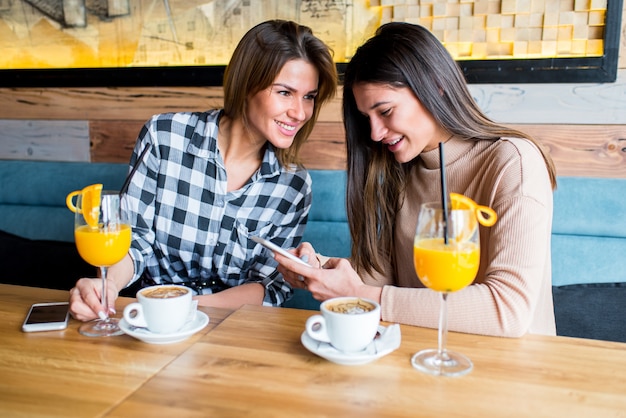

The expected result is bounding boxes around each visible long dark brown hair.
[343,22,557,277]
[223,20,337,168]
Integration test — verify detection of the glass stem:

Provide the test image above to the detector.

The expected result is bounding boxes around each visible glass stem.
[100,266,109,321]
[438,292,449,360]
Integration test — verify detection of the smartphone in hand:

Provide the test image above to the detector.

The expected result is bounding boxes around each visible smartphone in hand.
[251,236,310,267]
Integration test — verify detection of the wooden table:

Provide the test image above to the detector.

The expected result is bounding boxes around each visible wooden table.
[0,284,231,418]
[2,284,626,417]
[107,305,626,417]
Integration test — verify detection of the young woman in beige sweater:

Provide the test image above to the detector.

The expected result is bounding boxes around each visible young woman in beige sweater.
[276,22,557,338]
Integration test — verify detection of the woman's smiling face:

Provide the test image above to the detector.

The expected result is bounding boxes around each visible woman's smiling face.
[352,82,449,163]
[246,59,319,149]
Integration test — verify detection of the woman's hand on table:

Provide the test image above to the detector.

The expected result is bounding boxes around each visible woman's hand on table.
[69,278,119,321]
[69,254,134,321]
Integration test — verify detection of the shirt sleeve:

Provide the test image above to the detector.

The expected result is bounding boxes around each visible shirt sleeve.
[122,119,160,285]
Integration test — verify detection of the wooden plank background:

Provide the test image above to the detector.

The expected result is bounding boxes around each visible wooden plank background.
[1,81,626,177]
[0,9,625,178]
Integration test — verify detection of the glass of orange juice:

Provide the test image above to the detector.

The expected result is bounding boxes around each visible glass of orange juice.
[411,199,483,377]
[67,185,131,337]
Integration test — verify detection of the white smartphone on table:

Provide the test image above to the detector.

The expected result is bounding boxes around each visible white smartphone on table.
[251,236,310,267]
[22,302,70,332]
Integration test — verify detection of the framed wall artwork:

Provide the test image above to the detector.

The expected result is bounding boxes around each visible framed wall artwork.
[0,0,622,86]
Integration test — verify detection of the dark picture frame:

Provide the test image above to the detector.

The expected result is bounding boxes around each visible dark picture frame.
[1,0,622,87]
[461,0,623,84]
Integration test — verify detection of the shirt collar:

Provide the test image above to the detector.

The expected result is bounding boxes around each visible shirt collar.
[186,109,283,178]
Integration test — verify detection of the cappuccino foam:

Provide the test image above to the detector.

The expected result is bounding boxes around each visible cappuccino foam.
[325,299,376,314]
[142,286,188,299]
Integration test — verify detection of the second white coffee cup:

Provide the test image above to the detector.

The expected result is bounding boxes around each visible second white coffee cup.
[123,285,193,334]
[305,297,380,352]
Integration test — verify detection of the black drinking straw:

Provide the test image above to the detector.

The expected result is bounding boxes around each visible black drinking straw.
[119,143,152,198]
[439,141,449,245]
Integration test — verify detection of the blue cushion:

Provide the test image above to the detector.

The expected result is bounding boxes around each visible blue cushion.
[0,161,128,242]
[307,170,348,223]
[551,234,626,286]
[285,170,348,310]
[0,160,128,206]
[302,221,351,258]
[552,176,626,238]
[552,178,626,341]
[551,176,626,286]
[282,289,321,310]
[0,206,76,242]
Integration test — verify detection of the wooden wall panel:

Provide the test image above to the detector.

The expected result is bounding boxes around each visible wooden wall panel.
[89,120,626,177]
[0,87,224,121]
[0,119,90,162]
[88,120,348,170]
[0,86,343,123]
[89,120,141,163]
[470,77,626,125]
[1,69,625,177]
[298,122,346,170]
[510,124,626,178]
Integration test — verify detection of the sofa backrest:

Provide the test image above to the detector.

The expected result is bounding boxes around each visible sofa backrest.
[304,170,350,257]
[0,161,129,242]
[551,176,626,286]
[3,160,626,289]
[0,161,351,257]
[551,176,626,342]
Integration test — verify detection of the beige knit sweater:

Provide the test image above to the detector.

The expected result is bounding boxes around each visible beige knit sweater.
[362,137,556,337]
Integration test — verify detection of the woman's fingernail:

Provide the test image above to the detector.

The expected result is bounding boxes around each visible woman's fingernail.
[300,255,309,263]
[98,311,107,320]
[109,307,117,315]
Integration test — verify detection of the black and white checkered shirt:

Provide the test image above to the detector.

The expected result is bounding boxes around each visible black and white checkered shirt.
[123,109,312,306]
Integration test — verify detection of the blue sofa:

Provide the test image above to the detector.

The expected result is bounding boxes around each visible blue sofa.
[1,160,625,342]
[550,177,626,342]
[0,161,347,307]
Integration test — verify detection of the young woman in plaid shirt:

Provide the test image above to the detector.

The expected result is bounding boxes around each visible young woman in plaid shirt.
[69,20,337,322]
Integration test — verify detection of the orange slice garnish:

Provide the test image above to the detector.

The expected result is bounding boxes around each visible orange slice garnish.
[450,193,497,227]
[66,184,103,229]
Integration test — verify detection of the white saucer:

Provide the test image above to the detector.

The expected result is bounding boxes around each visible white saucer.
[301,324,401,366]
[119,311,209,345]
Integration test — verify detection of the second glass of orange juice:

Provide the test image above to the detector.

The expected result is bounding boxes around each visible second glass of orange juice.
[411,200,482,377]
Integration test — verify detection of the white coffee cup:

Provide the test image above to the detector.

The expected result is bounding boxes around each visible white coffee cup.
[305,297,381,352]
[123,285,193,334]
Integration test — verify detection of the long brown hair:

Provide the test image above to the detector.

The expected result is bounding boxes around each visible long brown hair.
[223,20,337,168]
[343,22,557,277]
